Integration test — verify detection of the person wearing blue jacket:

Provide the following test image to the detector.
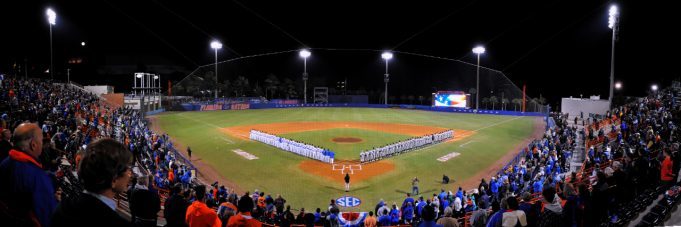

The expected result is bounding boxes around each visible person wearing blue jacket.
[0,123,57,227]
[378,209,391,226]
[402,202,414,224]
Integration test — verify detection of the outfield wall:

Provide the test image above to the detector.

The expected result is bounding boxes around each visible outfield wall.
[179,102,547,117]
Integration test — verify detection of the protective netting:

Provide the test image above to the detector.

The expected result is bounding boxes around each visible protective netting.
[171,49,549,113]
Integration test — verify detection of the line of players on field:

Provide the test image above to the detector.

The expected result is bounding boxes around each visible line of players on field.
[360,130,454,163]
[249,130,335,163]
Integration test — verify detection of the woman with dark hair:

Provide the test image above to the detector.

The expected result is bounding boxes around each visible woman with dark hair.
[52,138,133,227]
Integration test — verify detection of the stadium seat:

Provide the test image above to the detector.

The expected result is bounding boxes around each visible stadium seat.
[641,212,663,226]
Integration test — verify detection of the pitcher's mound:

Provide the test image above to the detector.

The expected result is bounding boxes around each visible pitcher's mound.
[332,137,363,144]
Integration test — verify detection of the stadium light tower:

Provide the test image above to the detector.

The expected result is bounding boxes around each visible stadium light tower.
[651,84,658,92]
[381,52,393,105]
[608,5,619,109]
[211,41,222,99]
[299,49,311,104]
[472,46,486,112]
[615,82,622,90]
[47,8,56,79]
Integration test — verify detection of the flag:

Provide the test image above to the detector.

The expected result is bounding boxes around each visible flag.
[338,212,367,227]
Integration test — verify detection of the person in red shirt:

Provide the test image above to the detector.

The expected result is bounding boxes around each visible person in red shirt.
[661,149,676,188]
[186,185,221,227]
[227,193,262,227]
[168,168,175,183]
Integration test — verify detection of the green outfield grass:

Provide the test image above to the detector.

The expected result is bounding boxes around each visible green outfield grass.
[154,108,539,211]
[281,128,412,160]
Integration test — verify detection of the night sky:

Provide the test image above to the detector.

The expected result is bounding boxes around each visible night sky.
[2,0,679,107]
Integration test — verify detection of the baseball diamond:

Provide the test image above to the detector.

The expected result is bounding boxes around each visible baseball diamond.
[152,107,543,211]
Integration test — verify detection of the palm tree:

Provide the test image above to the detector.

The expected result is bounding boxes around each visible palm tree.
[490,96,498,110]
[418,95,425,105]
[502,98,509,111]
[232,76,249,97]
[264,74,280,99]
[482,97,490,109]
[281,78,297,99]
[408,95,415,104]
[512,98,523,111]
[469,88,477,107]
[219,79,231,98]
[531,98,539,112]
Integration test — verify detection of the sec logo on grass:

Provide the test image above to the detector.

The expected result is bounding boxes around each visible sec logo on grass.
[336,196,362,207]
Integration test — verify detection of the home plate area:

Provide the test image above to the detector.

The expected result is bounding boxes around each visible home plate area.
[332,163,362,174]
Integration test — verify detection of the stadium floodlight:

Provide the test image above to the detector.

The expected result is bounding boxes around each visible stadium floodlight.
[472,45,485,112]
[381,51,393,105]
[300,49,311,104]
[608,5,619,109]
[81,42,86,46]
[615,82,622,90]
[211,40,222,99]
[651,84,658,91]
[47,8,56,25]
[47,8,56,79]
[381,52,393,60]
[608,5,618,29]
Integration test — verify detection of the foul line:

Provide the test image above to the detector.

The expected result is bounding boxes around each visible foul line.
[473,116,524,132]
[177,113,235,144]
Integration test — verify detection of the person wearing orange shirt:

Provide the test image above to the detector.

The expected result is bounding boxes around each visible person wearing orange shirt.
[661,150,676,189]
[227,194,262,227]
[364,211,377,227]
[168,168,175,183]
[186,185,221,227]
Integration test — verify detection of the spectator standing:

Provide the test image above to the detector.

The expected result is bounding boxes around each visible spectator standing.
[537,187,563,227]
[364,211,377,227]
[661,149,675,188]
[186,185,221,227]
[417,205,443,227]
[0,123,56,227]
[227,194,262,227]
[130,175,161,227]
[469,200,488,227]
[501,196,527,227]
[436,207,459,227]
[378,209,391,226]
[52,138,132,227]
[165,184,190,227]
[0,129,11,161]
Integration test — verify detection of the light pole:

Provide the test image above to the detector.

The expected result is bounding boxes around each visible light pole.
[135,72,142,96]
[211,41,222,100]
[381,52,393,105]
[299,49,311,104]
[47,8,56,80]
[651,84,658,93]
[154,75,161,109]
[472,46,486,112]
[615,82,622,90]
[608,5,619,109]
